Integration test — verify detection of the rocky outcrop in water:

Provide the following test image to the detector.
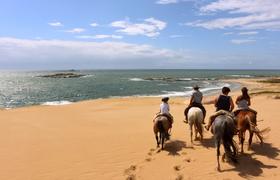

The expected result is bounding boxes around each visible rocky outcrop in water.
[38,73,85,78]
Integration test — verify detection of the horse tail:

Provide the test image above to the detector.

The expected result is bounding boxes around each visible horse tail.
[246,115,257,132]
[194,114,203,136]
[246,115,269,143]
[222,120,237,163]
[157,120,165,134]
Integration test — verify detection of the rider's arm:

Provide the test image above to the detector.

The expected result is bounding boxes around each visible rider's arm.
[189,95,194,104]
[229,97,235,112]
[214,97,218,107]
[247,97,251,106]
[235,96,240,105]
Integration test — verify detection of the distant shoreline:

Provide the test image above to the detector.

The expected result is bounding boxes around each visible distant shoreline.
[0,69,279,109]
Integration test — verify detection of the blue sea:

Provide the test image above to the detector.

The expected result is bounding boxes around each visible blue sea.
[0,69,279,108]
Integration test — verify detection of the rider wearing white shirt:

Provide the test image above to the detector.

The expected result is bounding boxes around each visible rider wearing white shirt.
[156,97,174,126]
[160,101,170,114]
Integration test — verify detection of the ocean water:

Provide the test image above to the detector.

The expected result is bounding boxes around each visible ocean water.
[0,69,279,108]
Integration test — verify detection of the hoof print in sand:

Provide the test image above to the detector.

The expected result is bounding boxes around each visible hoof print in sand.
[145,157,152,162]
[124,165,137,180]
[174,165,181,171]
[175,174,184,180]
[126,174,136,180]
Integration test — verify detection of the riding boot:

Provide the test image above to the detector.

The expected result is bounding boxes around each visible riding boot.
[184,117,188,124]
[202,116,206,124]
[205,116,215,131]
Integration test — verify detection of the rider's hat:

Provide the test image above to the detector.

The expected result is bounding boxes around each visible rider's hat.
[161,97,169,102]
[193,85,200,90]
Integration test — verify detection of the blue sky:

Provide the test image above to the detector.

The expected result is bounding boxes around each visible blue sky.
[0,0,280,69]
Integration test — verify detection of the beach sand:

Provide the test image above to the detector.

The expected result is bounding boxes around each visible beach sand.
[0,78,280,180]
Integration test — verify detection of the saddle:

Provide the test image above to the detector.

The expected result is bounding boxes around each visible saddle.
[153,113,173,128]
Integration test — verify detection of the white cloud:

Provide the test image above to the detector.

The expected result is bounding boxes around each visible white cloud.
[90,23,99,27]
[1,37,278,69]
[111,17,167,37]
[156,0,178,4]
[0,37,189,69]
[188,0,280,30]
[48,22,63,27]
[238,31,258,35]
[76,35,123,39]
[65,28,86,33]
[230,39,256,44]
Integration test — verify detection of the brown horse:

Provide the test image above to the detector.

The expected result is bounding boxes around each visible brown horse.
[153,115,171,149]
[236,110,264,153]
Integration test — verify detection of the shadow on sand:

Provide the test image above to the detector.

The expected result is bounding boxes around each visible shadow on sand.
[200,137,216,149]
[222,153,277,178]
[251,142,280,159]
[163,140,187,156]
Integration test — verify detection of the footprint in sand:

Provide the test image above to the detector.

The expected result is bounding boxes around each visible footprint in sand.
[175,174,184,180]
[126,174,136,180]
[173,165,184,180]
[124,165,137,180]
[174,165,181,171]
[145,157,152,162]
[184,158,191,163]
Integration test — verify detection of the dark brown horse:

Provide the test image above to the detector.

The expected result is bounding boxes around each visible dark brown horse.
[153,116,171,149]
[236,110,265,153]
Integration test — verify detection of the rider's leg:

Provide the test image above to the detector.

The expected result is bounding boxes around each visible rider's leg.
[184,105,191,123]
[200,105,206,124]
[205,115,215,131]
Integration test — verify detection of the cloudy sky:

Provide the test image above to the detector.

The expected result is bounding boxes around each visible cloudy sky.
[0,0,280,70]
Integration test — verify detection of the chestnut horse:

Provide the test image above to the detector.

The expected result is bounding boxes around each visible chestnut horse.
[153,115,170,149]
[236,110,266,153]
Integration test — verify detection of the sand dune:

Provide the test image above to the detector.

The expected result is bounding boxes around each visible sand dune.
[0,78,279,180]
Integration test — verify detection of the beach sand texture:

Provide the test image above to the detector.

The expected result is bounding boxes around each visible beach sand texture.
[0,78,280,180]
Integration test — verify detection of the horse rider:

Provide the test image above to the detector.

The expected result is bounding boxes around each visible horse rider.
[154,97,174,138]
[205,86,234,131]
[233,87,257,116]
[184,85,206,124]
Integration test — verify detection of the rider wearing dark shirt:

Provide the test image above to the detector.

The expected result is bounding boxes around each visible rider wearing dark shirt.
[205,87,234,131]
[216,94,231,111]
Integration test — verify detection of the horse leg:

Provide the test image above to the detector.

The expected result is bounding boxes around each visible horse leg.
[240,132,245,153]
[248,131,253,151]
[161,132,165,150]
[217,140,221,171]
[195,126,198,140]
[230,139,238,163]
[190,124,193,144]
[155,133,159,147]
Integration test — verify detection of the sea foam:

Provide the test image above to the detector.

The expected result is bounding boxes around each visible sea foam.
[41,101,72,106]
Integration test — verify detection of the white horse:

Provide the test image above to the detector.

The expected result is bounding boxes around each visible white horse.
[187,107,204,143]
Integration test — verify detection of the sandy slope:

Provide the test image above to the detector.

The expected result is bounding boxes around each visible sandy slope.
[0,78,279,180]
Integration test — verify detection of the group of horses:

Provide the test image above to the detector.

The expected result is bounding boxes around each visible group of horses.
[153,107,266,171]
